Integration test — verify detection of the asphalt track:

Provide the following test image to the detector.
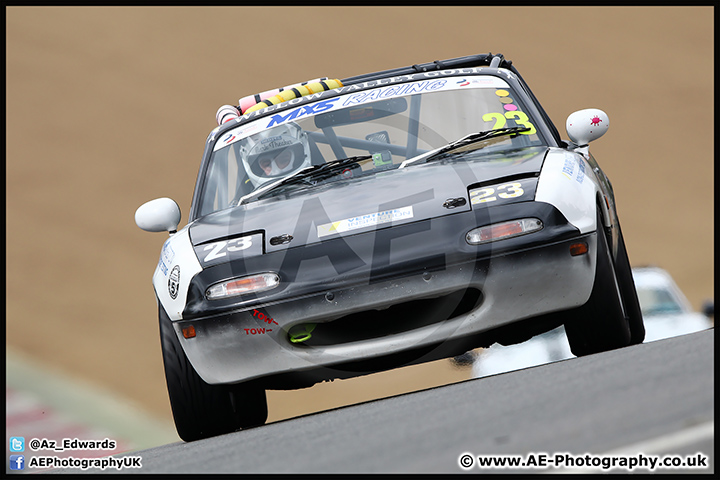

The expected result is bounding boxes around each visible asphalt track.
[51,328,713,474]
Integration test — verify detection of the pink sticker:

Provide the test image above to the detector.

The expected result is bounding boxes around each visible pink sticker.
[503,104,518,111]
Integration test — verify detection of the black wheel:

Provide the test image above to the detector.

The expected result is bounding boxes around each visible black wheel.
[564,211,632,356]
[159,304,268,442]
[614,226,645,345]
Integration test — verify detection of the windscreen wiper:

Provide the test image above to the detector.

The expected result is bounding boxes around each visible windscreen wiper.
[399,126,531,168]
[238,155,372,205]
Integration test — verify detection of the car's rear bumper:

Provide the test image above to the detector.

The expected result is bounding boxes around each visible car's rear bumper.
[174,201,597,385]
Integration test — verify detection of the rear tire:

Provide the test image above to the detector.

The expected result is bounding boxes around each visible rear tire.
[159,305,267,442]
[564,211,632,356]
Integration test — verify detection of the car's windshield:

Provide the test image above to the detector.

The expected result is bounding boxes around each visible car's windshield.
[636,286,686,316]
[197,76,547,216]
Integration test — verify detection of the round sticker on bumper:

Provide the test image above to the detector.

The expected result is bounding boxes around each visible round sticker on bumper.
[168,265,180,299]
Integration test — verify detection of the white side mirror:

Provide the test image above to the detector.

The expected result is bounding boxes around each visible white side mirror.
[135,198,181,233]
[566,108,609,146]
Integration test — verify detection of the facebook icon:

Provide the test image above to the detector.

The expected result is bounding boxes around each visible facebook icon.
[9,455,25,471]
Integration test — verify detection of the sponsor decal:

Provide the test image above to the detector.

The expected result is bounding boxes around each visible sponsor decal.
[266,98,340,128]
[214,74,511,151]
[562,155,575,179]
[341,79,447,106]
[560,153,585,184]
[232,69,501,125]
[279,196,366,283]
[211,121,264,151]
[168,265,180,299]
[255,136,294,153]
[576,157,585,184]
[275,191,439,285]
[317,206,414,238]
[222,132,236,144]
[457,77,504,87]
[159,241,175,276]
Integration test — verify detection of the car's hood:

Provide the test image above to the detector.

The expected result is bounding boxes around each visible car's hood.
[189,146,547,248]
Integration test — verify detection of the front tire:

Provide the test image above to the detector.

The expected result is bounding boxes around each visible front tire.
[159,304,268,442]
[564,211,632,356]
[614,225,645,345]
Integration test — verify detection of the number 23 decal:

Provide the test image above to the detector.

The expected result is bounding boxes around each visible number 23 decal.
[203,236,254,262]
[470,182,525,204]
[482,111,537,135]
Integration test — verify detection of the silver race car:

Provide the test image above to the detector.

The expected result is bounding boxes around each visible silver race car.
[135,53,644,441]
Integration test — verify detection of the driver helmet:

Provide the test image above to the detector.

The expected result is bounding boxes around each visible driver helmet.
[241,123,311,188]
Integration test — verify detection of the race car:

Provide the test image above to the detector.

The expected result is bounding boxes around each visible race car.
[631,266,713,343]
[135,52,645,441]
